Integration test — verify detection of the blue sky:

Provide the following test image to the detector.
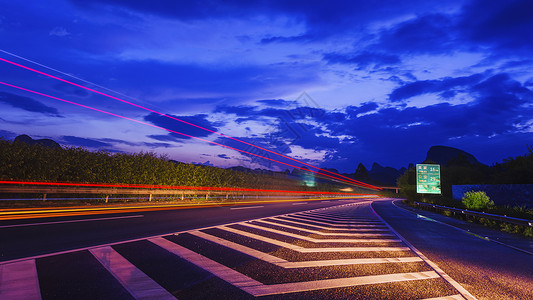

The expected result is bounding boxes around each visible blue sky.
[1,0,532,173]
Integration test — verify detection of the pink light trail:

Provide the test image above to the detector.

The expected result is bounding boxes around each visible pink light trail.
[0,57,379,189]
[0,81,380,190]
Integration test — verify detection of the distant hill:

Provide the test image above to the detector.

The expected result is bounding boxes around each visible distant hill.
[14,134,61,149]
[425,145,481,166]
[368,163,406,186]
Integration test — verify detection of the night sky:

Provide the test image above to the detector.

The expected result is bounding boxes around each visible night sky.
[1,0,532,173]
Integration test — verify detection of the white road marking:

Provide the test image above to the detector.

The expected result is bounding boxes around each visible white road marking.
[285,215,387,228]
[256,219,394,237]
[0,215,144,229]
[149,237,439,297]
[291,202,308,205]
[295,213,383,224]
[240,222,402,243]
[0,259,41,300]
[219,226,410,252]
[271,216,390,232]
[190,230,422,268]
[251,271,440,296]
[230,205,264,210]
[90,246,175,300]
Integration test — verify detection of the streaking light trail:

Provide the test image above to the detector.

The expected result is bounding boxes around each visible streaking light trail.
[0,56,378,189]
[0,180,374,195]
[0,81,380,189]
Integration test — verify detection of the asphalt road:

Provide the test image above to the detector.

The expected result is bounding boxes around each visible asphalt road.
[1,198,531,299]
[0,198,367,261]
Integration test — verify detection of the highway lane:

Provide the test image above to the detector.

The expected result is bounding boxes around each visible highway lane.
[373,199,533,299]
[0,198,372,261]
[1,198,531,299]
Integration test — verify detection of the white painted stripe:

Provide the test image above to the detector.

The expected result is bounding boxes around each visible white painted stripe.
[230,206,264,210]
[0,215,144,229]
[421,295,465,300]
[0,259,41,300]
[295,214,383,224]
[285,215,387,228]
[241,222,402,243]
[190,230,422,268]
[256,219,394,237]
[90,247,175,300]
[149,237,438,297]
[272,216,390,232]
[291,202,308,205]
[251,271,440,296]
[220,226,410,252]
[148,237,264,291]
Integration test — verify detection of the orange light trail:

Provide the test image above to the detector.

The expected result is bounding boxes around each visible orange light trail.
[0,180,374,196]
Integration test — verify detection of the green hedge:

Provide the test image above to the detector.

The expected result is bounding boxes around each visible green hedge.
[0,138,362,193]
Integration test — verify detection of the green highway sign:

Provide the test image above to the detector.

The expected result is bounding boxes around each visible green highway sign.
[416,164,441,194]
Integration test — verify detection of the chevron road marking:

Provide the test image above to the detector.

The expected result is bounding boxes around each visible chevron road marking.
[219,225,411,252]
[190,230,422,268]
[149,237,440,297]
[282,215,388,228]
[270,216,391,232]
[240,222,402,243]
[256,219,395,237]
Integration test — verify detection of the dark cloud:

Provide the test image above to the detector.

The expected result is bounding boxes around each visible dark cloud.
[389,73,486,102]
[325,74,533,167]
[217,154,231,160]
[0,129,17,140]
[143,142,173,148]
[377,14,457,54]
[86,60,322,101]
[147,135,183,142]
[256,99,297,107]
[62,136,113,148]
[323,52,401,69]
[459,0,533,52]
[68,0,449,43]
[346,102,379,116]
[0,92,61,116]
[144,113,218,139]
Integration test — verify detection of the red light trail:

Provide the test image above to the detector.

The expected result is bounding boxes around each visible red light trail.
[0,81,379,190]
[0,57,379,189]
[0,180,374,196]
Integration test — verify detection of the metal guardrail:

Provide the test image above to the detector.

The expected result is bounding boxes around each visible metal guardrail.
[0,182,373,202]
[414,201,533,227]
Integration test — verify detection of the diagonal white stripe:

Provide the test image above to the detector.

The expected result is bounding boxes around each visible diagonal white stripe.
[90,247,175,300]
[0,259,41,300]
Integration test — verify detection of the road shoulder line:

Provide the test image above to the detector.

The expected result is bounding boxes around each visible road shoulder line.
[370,201,477,300]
